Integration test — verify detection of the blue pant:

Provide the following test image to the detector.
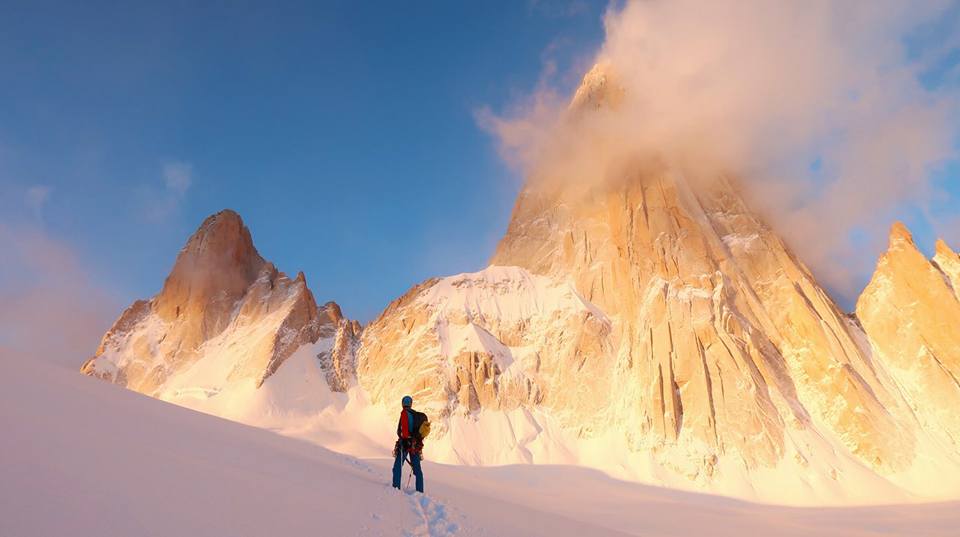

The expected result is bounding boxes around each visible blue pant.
[392,448,423,493]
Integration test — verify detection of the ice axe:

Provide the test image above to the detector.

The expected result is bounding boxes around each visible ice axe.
[404,453,413,490]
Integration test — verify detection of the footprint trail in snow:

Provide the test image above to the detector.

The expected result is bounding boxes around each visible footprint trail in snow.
[405,494,459,537]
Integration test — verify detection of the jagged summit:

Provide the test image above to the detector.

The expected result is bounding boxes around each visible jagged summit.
[170,209,262,277]
[569,60,624,112]
[857,223,960,466]
[934,238,960,298]
[935,237,958,257]
[887,220,915,247]
[154,209,266,353]
[82,210,359,396]
[159,208,264,300]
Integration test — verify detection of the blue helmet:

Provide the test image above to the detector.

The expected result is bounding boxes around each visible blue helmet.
[401,395,413,408]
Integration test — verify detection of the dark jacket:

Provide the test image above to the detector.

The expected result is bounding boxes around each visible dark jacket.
[396,408,428,453]
[397,408,428,440]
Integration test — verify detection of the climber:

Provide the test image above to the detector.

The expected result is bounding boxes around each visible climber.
[392,395,430,493]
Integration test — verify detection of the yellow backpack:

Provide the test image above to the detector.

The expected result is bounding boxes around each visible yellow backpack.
[418,419,431,440]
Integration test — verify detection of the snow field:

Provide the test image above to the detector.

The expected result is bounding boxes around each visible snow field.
[4,354,960,536]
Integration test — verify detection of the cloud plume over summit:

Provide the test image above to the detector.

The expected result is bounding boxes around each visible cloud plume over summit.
[484,0,960,301]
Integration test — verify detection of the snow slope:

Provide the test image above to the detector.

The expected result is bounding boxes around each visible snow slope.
[4,354,960,537]
[117,321,912,506]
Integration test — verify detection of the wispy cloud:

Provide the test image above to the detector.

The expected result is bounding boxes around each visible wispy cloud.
[141,159,193,222]
[0,223,120,367]
[484,0,960,302]
[24,185,53,221]
[163,161,192,196]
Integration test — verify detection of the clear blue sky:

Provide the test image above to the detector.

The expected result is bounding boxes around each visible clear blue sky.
[0,1,607,322]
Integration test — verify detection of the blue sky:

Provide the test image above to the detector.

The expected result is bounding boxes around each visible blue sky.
[0,1,606,322]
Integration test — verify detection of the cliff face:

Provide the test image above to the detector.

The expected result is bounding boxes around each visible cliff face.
[857,224,960,451]
[357,266,613,418]
[933,238,960,300]
[81,210,358,397]
[491,166,919,468]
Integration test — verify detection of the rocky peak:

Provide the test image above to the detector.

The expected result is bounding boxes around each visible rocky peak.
[861,223,940,301]
[315,300,362,392]
[321,301,345,323]
[933,238,960,299]
[178,209,262,271]
[868,222,939,291]
[82,209,361,397]
[569,60,625,112]
[857,224,960,457]
[154,210,266,346]
[934,238,959,266]
[482,56,934,483]
[870,222,931,291]
[936,238,954,256]
[887,221,917,250]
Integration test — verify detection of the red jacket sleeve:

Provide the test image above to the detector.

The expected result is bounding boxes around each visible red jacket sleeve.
[398,409,410,439]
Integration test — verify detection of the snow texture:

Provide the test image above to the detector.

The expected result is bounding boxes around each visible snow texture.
[4,354,960,536]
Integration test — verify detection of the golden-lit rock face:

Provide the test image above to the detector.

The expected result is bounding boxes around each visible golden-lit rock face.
[81,210,358,395]
[934,239,960,301]
[569,61,625,112]
[356,64,958,480]
[153,209,267,352]
[857,224,960,451]
[358,166,916,474]
[357,267,614,422]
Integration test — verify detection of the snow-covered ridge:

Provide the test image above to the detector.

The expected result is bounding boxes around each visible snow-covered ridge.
[419,266,609,378]
[357,264,613,423]
[418,265,610,326]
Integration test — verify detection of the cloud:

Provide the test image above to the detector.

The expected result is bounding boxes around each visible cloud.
[484,0,960,302]
[163,161,192,196]
[24,185,53,220]
[142,159,193,222]
[0,223,120,368]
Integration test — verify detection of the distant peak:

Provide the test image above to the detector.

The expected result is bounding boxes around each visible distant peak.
[210,208,242,220]
[935,238,958,259]
[322,301,345,323]
[196,208,243,235]
[186,209,259,258]
[888,221,916,248]
[569,60,625,112]
[156,209,266,318]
